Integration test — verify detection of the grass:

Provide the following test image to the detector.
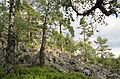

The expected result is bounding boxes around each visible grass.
[0,66,93,79]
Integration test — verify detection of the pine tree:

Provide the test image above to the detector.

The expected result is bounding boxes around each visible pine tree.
[78,17,94,62]
[4,0,16,74]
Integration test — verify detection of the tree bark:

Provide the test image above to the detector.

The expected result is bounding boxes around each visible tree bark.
[4,0,16,74]
[39,1,51,66]
[59,23,63,52]
[39,15,48,66]
[83,31,86,61]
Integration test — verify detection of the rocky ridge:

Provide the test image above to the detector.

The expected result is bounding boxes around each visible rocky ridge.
[45,50,120,79]
[0,46,120,79]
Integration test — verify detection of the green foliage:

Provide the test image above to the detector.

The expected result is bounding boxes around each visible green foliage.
[95,36,112,58]
[13,1,42,52]
[79,18,93,38]
[80,18,88,26]
[36,0,74,52]
[94,36,114,67]
[96,56,120,71]
[63,34,77,52]
[77,18,95,62]
[0,2,8,33]
[0,66,93,79]
[15,0,21,12]
[22,1,34,14]
[107,56,120,70]
[67,25,74,37]
[0,0,119,75]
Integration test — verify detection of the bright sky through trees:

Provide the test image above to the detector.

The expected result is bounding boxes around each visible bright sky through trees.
[72,15,120,58]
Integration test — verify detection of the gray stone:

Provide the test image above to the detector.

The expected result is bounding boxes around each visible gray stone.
[102,68,111,75]
[83,69,90,76]
[51,63,67,72]
[107,74,120,79]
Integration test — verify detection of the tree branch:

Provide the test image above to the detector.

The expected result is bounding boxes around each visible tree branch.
[69,0,118,17]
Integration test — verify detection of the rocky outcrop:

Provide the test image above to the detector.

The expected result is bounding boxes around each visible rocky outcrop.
[44,49,120,79]
[7,46,119,79]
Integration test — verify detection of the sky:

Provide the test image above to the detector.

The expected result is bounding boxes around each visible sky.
[69,0,120,58]
[71,14,120,58]
[96,15,120,58]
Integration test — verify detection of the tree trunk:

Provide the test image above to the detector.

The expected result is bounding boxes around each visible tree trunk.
[39,16,47,66]
[83,32,88,62]
[59,23,63,52]
[39,1,50,66]
[83,32,86,61]
[4,0,16,74]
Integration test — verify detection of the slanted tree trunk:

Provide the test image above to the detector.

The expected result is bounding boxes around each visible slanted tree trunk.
[4,0,16,74]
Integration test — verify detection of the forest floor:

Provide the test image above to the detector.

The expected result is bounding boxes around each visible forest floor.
[0,66,93,79]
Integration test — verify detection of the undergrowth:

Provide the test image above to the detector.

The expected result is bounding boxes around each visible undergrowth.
[0,66,93,79]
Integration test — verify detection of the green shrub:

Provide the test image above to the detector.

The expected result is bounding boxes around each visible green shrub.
[0,66,93,79]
